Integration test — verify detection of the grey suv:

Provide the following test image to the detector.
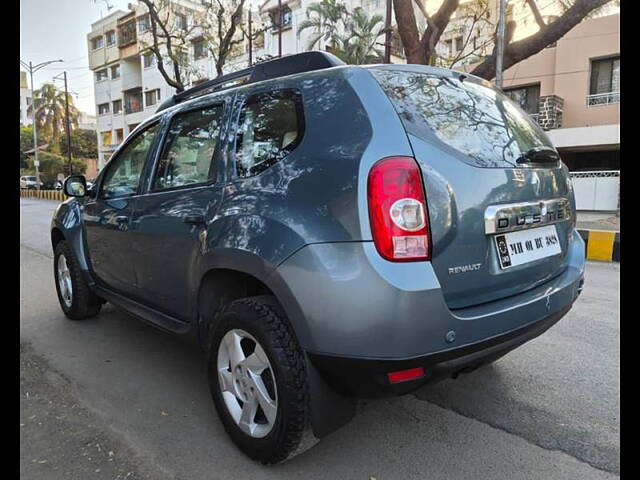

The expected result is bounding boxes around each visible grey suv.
[51,52,585,464]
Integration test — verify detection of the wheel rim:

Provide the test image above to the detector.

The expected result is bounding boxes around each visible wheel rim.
[217,329,278,438]
[57,254,73,308]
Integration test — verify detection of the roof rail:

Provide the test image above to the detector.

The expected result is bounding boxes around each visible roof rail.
[155,51,345,113]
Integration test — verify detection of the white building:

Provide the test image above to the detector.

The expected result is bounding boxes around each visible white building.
[20,71,33,126]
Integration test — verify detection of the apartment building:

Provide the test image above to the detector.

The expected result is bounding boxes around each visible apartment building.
[20,71,33,126]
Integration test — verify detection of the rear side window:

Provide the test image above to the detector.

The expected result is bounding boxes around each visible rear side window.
[235,90,303,177]
[371,69,554,168]
[153,105,224,190]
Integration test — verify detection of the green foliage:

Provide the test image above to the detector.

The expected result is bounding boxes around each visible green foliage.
[60,129,98,159]
[28,83,79,149]
[24,151,86,189]
[298,0,383,64]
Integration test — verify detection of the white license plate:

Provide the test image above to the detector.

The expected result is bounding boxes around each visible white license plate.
[494,225,562,269]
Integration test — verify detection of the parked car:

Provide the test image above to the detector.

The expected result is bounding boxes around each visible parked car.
[20,175,42,190]
[50,52,585,464]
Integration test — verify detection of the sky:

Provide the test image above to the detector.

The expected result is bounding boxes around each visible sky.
[20,0,133,116]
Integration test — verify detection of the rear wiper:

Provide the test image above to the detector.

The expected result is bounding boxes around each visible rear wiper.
[516,146,560,165]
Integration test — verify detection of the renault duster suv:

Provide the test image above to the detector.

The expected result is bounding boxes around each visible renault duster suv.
[51,52,585,464]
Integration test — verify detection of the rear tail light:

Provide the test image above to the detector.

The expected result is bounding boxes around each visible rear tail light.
[367,156,431,261]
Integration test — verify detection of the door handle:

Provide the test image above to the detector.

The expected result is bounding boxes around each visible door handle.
[115,215,128,224]
[182,215,205,225]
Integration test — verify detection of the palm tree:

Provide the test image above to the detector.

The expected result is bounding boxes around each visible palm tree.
[297,0,349,50]
[28,83,79,151]
[335,8,384,65]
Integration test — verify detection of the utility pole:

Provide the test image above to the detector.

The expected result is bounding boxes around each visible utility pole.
[57,71,73,175]
[495,0,507,89]
[248,8,253,66]
[383,0,392,63]
[20,59,63,189]
[277,0,282,57]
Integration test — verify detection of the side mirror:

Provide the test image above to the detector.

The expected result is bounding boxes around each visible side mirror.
[63,175,87,197]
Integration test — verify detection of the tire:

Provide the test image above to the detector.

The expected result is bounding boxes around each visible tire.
[53,240,102,320]
[208,295,309,464]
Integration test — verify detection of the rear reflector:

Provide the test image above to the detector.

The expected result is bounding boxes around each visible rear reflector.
[387,367,425,384]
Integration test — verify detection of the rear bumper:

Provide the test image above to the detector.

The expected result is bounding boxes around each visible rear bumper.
[307,303,573,397]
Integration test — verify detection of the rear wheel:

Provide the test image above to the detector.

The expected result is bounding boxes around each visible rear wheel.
[208,295,308,464]
[53,240,102,320]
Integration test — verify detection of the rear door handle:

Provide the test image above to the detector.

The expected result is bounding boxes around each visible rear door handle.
[182,215,205,225]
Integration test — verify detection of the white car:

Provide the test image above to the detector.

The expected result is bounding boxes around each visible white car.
[20,176,43,190]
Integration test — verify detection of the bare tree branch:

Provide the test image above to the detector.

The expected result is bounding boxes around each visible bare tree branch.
[525,0,547,29]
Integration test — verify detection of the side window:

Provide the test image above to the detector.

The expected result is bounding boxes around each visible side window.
[100,122,160,199]
[152,105,224,190]
[235,90,303,178]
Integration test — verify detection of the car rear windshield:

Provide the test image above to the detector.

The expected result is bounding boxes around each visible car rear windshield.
[370,68,555,168]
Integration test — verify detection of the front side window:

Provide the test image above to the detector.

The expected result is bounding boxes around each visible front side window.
[235,90,303,177]
[100,123,160,199]
[153,105,224,190]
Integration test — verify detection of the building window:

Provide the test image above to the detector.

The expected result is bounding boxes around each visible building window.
[115,128,124,143]
[113,99,123,114]
[145,89,161,107]
[504,84,541,115]
[175,13,188,31]
[588,56,620,106]
[455,36,464,52]
[269,6,292,30]
[193,38,206,59]
[95,69,108,82]
[98,103,110,115]
[124,89,143,114]
[118,19,137,47]
[106,30,116,46]
[444,39,453,57]
[138,13,150,32]
[101,131,113,147]
[91,36,104,50]
[143,52,155,68]
[111,64,121,79]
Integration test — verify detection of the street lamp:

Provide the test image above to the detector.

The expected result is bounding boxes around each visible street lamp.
[20,58,64,189]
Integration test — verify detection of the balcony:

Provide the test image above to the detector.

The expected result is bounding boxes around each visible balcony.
[586,92,620,107]
[124,88,143,114]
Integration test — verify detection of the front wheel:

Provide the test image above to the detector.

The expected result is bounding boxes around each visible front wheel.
[53,240,102,320]
[208,295,309,464]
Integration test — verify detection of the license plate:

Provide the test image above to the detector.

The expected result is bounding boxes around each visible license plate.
[494,225,561,269]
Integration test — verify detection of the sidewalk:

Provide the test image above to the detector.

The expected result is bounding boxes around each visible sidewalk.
[576,211,620,232]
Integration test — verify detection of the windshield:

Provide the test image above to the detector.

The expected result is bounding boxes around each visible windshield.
[371,68,556,168]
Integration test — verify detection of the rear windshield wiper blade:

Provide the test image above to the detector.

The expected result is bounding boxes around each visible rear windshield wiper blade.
[516,146,560,165]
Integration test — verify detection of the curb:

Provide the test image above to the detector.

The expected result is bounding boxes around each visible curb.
[20,190,66,202]
[578,229,620,262]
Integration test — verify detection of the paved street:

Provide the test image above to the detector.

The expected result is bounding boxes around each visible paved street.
[20,198,620,480]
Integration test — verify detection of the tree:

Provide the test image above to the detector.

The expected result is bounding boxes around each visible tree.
[138,0,250,90]
[23,152,86,189]
[20,126,45,169]
[28,83,79,151]
[393,0,613,80]
[298,0,384,64]
[60,129,98,159]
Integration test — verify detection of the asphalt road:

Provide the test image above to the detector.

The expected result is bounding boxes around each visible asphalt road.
[20,198,620,480]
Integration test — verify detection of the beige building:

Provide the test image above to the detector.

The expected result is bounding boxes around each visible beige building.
[20,71,33,126]
[461,13,619,174]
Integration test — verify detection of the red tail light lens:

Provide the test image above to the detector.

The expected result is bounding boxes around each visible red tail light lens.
[367,156,431,262]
